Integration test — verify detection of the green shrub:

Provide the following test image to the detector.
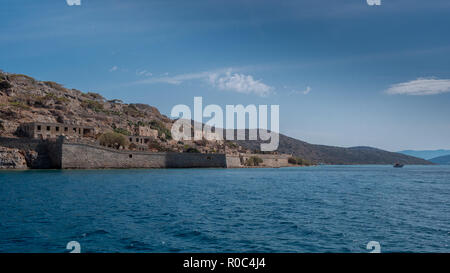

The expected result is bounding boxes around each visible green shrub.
[81,92,105,101]
[288,156,312,166]
[81,99,104,112]
[98,132,129,149]
[35,93,70,105]
[225,141,238,148]
[123,105,145,118]
[9,100,30,110]
[184,147,200,153]
[245,156,263,166]
[195,139,207,146]
[87,92,105,101]
[148,140,164,151]
[128,143,137,150]
[113,127,131,136]
[10,74,36,83]
[43,81,65,90]
[0,80,11,90]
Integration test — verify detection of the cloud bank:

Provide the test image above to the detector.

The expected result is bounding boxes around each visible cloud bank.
[135,69,273,97]
[385,78,450,96]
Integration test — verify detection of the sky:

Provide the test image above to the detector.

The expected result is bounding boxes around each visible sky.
[1,0,450,151]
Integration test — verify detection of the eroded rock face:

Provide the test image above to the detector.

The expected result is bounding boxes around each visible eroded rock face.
[0,147,28,169]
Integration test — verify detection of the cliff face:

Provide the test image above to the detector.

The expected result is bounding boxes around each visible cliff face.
[0,147,27,169]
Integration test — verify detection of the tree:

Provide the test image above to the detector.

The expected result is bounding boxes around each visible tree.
[288,156,312,166]
[98,132,129,149]
[245,156,263,166]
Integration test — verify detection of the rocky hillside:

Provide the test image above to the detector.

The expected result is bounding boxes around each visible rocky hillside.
[0,72,168,134]
[0,70,241,154]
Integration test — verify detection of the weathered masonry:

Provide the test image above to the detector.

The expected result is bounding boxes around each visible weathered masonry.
[19,122,95,140]
[50,137,291,169]
[55,137,228,169]
[0,136,292,169]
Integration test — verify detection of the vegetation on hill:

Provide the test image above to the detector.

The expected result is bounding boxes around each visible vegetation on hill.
[184,146,200,153]
[245,156,263,166]
[288,156,312,166]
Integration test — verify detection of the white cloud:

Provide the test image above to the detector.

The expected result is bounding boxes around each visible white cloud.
[209,71,273,97]
[137,71,211,85]
[385,78,450,96]
[136,70,153,77]
[290,86,311,95]
[109,66,118,72]
[134,69,273,97]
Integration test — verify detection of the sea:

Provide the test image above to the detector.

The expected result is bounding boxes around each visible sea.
[0,165,448,253]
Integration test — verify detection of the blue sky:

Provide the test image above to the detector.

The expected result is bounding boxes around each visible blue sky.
[1,0,450,151]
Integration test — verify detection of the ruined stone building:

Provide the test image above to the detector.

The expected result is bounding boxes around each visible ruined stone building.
[19,122,95,140]
[135,126,158,138]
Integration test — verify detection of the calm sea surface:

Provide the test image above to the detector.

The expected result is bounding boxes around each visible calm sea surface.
[0,165,449,253]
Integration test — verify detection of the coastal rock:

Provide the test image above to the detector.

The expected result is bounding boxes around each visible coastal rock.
[0,146,28,169]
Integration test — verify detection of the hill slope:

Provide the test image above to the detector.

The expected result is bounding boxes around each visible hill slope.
[429,155,450,165]
[235,131,432,165]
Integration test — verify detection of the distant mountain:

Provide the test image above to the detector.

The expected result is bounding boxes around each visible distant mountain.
[429,155,450,165]
[235,132,432,165]
[398,150,450,160]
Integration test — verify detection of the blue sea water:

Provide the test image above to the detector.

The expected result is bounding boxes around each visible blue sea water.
[0,165,449,253]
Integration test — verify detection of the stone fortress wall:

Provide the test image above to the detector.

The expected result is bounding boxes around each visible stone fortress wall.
[0,136,292,169]
[59,140,227,169]
[58,139,291,169]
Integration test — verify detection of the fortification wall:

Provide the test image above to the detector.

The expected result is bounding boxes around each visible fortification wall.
[0,136,293,169]
[239,154,291,168]
[60,142,227,169]
[225,153,291,168]
[226,155,242,168]
[0,136,45,151]
[0,136,57,168]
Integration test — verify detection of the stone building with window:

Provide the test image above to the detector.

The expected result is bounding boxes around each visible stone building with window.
[19,122,95,140]
[135,126,158,138]
[127,135,154,151]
